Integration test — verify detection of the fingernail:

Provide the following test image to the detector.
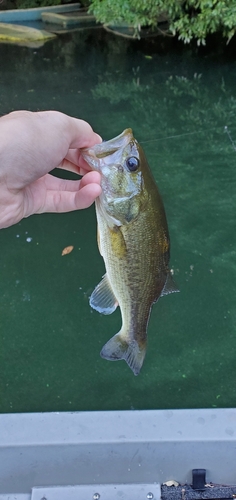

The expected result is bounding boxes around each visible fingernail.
[95,133,102,143]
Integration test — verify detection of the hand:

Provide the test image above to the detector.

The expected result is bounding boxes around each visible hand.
[0,110,102,229]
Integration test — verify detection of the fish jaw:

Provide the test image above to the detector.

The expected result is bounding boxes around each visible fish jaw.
[82,129,147,226]
[82,128,134,167]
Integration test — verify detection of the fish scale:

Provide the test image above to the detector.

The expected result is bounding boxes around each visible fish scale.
[82,129,179,375]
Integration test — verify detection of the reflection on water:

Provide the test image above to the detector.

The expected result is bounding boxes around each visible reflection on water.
[0,29,236,413]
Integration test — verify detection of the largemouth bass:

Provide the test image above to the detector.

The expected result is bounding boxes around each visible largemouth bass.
[82,129,178,376]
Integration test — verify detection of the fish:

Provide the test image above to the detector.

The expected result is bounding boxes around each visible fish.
[81,129,179,376]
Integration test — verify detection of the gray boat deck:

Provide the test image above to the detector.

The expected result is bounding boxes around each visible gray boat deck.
[0,409,236,499]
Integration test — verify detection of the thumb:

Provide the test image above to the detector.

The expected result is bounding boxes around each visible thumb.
[37,183,102,214]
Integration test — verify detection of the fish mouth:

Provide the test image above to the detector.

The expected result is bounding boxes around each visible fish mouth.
[81,129,134,167]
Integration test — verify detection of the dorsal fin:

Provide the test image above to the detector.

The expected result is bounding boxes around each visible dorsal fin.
[161,272,180,297]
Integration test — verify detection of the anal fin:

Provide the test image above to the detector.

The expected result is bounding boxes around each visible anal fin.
[90,274,118,315]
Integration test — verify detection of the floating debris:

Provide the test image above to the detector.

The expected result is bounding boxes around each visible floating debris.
[61,245,74,256]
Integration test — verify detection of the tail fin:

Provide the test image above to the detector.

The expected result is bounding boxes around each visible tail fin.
[100,333,146,376]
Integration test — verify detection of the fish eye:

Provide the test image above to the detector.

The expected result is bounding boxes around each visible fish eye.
[126,156,139,172]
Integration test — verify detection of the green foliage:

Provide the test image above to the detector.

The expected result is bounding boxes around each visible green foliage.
[92,80,144,104]
[91,69,236,146]
[89,0,172,29]
[171,0,236,45]
[15,0,61,7]
[89,0,236,44]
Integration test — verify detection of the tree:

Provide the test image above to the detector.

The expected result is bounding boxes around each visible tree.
[89,0,236,44]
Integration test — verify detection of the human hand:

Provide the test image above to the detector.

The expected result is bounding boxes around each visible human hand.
[0,110,102,229]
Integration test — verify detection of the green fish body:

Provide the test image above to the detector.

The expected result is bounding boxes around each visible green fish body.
[82,129,178,375]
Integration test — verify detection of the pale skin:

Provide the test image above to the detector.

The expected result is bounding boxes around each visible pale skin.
[0,110,102,229]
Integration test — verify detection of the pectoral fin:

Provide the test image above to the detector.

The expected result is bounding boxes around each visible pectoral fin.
[161,272,180,297]
[90,274,118,315]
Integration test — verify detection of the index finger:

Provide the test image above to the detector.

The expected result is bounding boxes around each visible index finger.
[62,114,102,149]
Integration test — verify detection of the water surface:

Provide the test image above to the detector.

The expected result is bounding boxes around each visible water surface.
[0,29,236,412]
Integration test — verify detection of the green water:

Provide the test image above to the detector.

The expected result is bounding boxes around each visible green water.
[0,29,236,413]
